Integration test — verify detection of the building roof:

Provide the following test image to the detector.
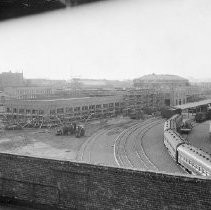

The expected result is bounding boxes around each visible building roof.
[135,74,188,82]
[173,99,211,110]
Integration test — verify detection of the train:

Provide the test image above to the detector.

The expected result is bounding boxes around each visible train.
[163,114,211,177]
[163,114,183,133]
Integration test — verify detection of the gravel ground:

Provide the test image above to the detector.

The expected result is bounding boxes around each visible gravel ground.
[0,117,133,161]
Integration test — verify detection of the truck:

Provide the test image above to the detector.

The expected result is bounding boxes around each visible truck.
[56,123,85,138]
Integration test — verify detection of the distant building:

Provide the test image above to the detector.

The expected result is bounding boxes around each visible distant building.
[69,78,132,89]
[4,96,124,121]
[122,88,164,115]
[133,74,190,89]
[0,71,24,90]
[25,78,66,87]
[133,74,201,106]
[4,86,55,100]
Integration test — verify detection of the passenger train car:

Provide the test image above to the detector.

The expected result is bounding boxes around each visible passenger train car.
[177,144,211,176]
[164,114,183,132]
[163,114,211,177]
[163,120,171,132]
[170,114,183,131]
[163,130,185,160]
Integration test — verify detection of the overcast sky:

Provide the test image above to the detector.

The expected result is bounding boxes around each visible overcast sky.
[0,0,211,81]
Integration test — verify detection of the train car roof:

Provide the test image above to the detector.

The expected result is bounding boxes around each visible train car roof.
[169,114,178,120]
[164,130,184,146]
[178,144,211,169]
[169,114,182,120]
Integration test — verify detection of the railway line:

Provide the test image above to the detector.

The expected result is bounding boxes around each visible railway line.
[77,117,182,173]
[77,117,166,170]
[76,120,138,163]
[114,118,164,170]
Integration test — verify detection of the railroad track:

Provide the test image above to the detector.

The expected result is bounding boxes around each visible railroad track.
[114,118,163,170]
[76,120,138,162]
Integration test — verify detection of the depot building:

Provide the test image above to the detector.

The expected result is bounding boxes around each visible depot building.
[133,74,200,106]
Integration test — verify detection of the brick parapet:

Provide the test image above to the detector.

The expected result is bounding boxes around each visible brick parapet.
[0,153,210,209]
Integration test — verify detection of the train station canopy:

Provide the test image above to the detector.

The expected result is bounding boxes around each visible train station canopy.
[173,99,211,110]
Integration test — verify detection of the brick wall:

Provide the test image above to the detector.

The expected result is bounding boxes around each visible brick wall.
[0,153,210,209]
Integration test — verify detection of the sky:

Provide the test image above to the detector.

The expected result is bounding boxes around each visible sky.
[0,0,211,81]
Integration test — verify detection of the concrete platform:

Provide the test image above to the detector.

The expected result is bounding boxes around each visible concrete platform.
[187,120,211,154]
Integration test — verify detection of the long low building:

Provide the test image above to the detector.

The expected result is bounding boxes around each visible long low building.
[3,95,124,121]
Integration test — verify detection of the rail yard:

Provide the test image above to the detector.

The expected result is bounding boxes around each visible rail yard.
[0,115,185,175]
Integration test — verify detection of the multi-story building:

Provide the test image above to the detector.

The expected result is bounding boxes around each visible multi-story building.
[133,74,189,89]
[122,89,164,115]
[133,74,201,106]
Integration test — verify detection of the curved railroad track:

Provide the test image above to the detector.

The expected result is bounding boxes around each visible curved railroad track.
[114,118,164,170]
[76,120,138,162]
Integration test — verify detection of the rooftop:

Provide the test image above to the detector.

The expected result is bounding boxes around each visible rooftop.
[135,74,188,82]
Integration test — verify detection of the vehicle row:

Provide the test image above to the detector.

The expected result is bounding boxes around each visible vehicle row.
[163,114,211,177]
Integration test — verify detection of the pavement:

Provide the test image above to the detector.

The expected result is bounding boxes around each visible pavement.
[187,120,211,154]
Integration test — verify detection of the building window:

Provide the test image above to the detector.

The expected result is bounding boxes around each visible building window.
[39,110,44,115]
[66,107,73,113]
[82,106,88,111]
[109,103,114,108]
[13,108,17,113]
[57,108,64,114]
[50,110,56,115]
[26,109,31,114]
[19,109,24,114]
[74,107,80,112]
[103,104,108,108]
[96,104,101,109]
[32,110,38,114]
[89,105,95,110]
